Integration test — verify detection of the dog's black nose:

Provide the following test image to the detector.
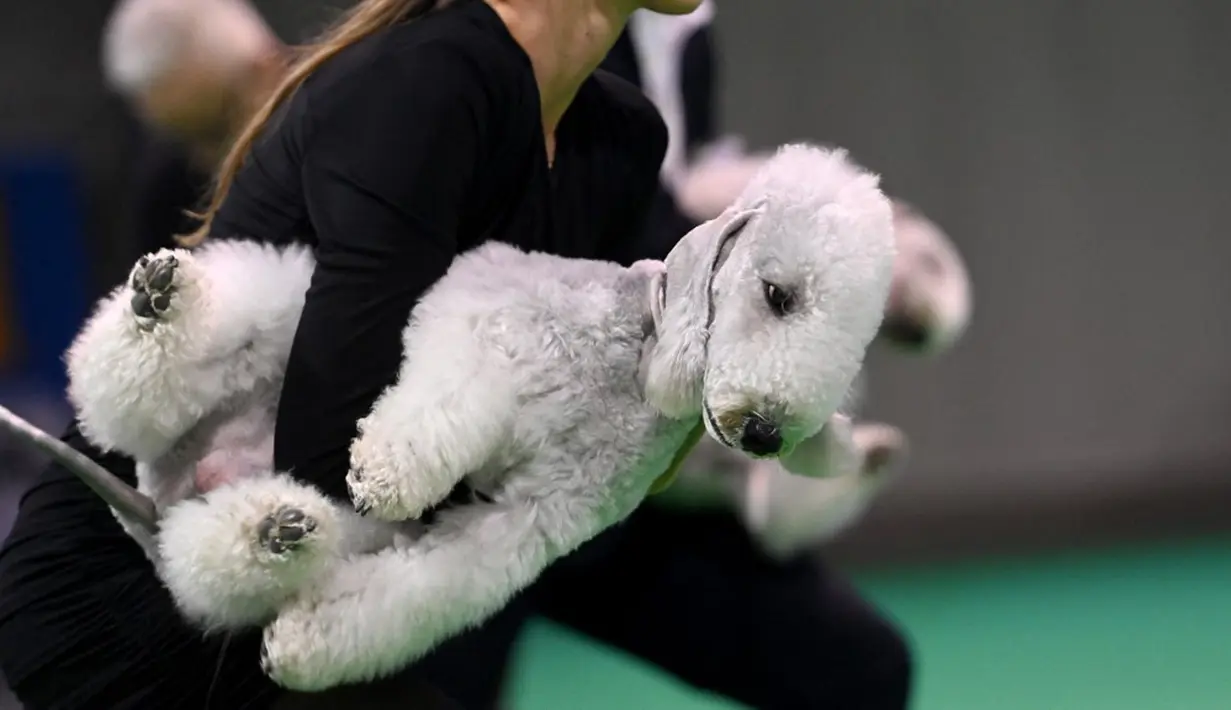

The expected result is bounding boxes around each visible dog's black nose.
[880,315,931,349]
[740,414,783,456]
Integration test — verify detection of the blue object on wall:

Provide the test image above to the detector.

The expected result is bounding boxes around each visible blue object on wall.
[0,152,91,391]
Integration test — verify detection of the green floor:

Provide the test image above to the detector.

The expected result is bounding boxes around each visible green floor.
[507,536,1231,710]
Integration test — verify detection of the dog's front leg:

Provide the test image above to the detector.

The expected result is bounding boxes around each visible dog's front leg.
[66,241,312,461]
[742,421,909,559]
[261,497,566,692]
[346,324,516,521]
[777,412,862,479]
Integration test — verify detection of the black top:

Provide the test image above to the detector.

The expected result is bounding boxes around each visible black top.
[600,15,716,261]
[0,1,666,707]
[214,2,665,501]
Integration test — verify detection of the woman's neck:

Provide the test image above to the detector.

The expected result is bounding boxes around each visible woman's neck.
[487,0,635,136]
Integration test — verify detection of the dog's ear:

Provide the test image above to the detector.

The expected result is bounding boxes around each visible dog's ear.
[645,206,760,418]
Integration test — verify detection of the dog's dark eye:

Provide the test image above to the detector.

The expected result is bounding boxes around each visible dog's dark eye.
[763,281,795,316]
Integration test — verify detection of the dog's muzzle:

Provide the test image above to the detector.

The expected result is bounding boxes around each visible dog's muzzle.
[704,404,785,457]
[739,412,783,457]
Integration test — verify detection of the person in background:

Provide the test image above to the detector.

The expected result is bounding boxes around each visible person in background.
[102,0,292,257]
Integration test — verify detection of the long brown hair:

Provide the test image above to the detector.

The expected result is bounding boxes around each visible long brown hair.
[182,0,448,245]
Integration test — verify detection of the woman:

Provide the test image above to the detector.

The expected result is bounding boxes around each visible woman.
[82,2,918,708]
[0,0,698,707]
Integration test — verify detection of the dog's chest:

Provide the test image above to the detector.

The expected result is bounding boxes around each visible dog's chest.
[446,248,682,512]
[502,389,695,524]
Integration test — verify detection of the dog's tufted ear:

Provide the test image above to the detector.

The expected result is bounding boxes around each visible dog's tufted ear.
[645,205,761,418]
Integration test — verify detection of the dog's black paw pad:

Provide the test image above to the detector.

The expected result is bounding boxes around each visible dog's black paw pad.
[256,506,318,555]
[130,254,180,323]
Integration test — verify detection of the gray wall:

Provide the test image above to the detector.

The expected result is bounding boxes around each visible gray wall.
[711,0,1231,557]
[1,0,1227,558]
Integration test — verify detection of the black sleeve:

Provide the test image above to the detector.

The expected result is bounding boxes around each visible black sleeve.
[271,47,491,501]
[620,125,671,261]
[637,185,700,262]
[621,111,683,264]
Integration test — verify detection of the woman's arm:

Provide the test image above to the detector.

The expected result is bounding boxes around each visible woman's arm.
[271,48,494,502]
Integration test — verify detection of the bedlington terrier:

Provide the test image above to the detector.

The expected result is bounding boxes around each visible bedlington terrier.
[611,1,973,557]
[66,143,895,691]
[661,143,974,556]
[676,137,971,351]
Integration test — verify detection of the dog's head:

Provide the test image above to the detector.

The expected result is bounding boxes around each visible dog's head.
[645,144,895,458]
[878,201,972,354]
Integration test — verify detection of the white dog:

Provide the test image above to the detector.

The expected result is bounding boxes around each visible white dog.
[661,142,973,557]
[66,143,895,690]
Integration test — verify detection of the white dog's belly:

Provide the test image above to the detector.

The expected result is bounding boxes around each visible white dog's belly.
[143,393,279,505]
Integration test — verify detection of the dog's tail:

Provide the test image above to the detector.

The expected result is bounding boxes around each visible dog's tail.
[0,404,158,534]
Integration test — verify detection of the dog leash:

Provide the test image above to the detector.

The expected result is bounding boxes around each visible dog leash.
[0,403,159,534]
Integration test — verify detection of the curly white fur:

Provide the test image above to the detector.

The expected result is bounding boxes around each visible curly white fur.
[66,143,895,690]
[617,5,974,558]
[662,148,973,557]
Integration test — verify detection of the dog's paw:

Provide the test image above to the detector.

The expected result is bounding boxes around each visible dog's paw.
[261,604,351,691]
[347,441,428,522]
[129,252,179,325]
[157,477,341,629]
[346,466,408,521]
[245,494,337,582]
[256,506,319,556]
[127,250,201,331]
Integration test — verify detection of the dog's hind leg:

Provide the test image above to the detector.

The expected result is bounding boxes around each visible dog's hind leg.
[154,473,397,631]
[260,496,566,691]
[66,240,313,461]
[346,323,517,521]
